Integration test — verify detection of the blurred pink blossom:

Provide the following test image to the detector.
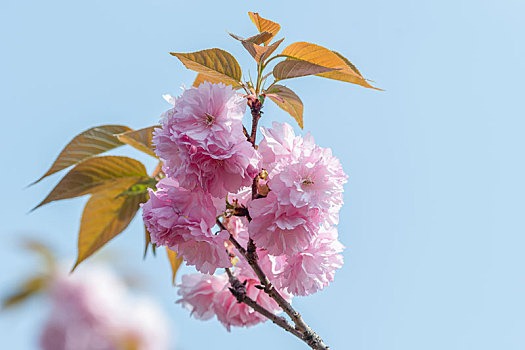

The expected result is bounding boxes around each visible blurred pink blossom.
[40,265,171,350]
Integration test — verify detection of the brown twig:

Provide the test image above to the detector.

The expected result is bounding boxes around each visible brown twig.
[218,219,330,349]
[224,268,303,340]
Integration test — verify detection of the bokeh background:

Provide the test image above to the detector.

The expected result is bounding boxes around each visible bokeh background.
[1,0,524,349]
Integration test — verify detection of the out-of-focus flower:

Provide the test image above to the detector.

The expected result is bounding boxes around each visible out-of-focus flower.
[40,265,172,350]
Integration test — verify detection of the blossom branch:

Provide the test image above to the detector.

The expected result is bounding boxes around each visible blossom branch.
[217,219,330,350]
[224,268,303,340]
[240,98,330,350]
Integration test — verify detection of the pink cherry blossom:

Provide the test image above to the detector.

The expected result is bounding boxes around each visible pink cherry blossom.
[257,121,348,225]
[162,82,246,146]
[276,225,344,296]
[177,273,229,320]
[174,138,260,198]
[153,82,260,197]
[258,121,299,169]
[269,145,347,214]
[248,191,319,256]
[224,215,250,248]
[142,177,231,274]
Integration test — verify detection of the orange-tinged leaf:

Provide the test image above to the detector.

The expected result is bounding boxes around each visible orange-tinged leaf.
[116,126,159,158]
[171,49,242,87]
[248,12,281,45]
[22,239,55,271]
[281,42,357,75]
[259,38,285,63]
[193,73,226,88]
[2,276,47,309]
[332,50,363,77]
[73,186,147,270]
[273,59,338,80]
[266,85,304,128]
[281,42,381,90]
[144,225,154,258]
[32,125,131,185]
[229,31,273,45]
[192,73,242,89]
[34,156,148,209]
[230,32,283,64]
[167,248,183,285]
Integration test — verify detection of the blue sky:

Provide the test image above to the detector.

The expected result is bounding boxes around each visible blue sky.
[1,0,524,349]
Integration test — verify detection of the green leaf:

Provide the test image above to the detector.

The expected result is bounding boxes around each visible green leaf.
[281,42,381,90]
[34,156,148,210]
[171,49,242,87]
[248,12,281,45]
[73,186,147,270]
[117,177,157,198]
[266,85,304,128]
[167,248,183,285]
[2,276,47,309]
[116,126,159,158]
[273,59,338,80]
[32,125,132,185]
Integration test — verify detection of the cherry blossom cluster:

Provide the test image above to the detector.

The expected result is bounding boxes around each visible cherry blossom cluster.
[142,82,347,331]
[40,265,171,350]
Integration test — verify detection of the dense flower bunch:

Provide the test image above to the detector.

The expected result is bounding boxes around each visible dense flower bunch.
[143,82,347,331]
[40,265,171,350]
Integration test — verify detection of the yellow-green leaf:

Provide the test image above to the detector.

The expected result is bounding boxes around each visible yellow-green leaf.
[73,186,147,270]
[116,126,159,158]
[171,49,242,87]
[273,59,338,80]
[266,85,304,128]
[167,248,183,285]
[281,42,381,90]
[34,156,148,209]
[248,12,281,45]
[32,125,132,185]
[2,276,47,309]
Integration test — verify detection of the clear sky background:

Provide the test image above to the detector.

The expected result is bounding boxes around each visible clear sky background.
[1,0,524,349]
